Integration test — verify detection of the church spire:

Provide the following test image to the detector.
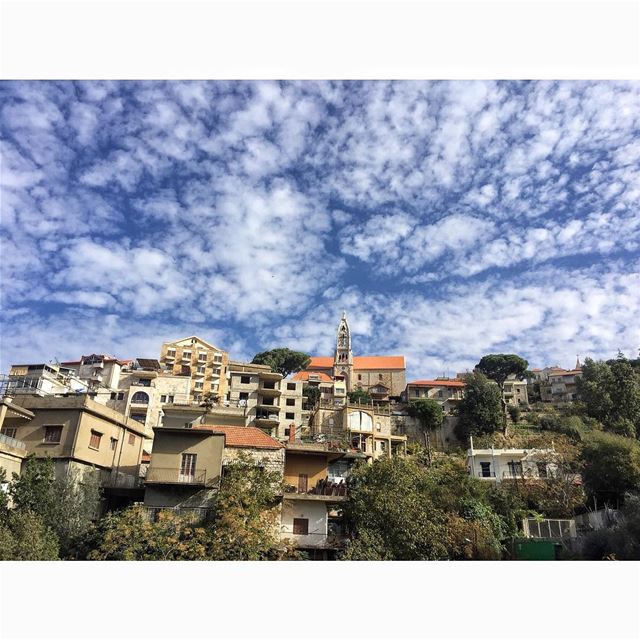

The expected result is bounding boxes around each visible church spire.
[334,312,354,389]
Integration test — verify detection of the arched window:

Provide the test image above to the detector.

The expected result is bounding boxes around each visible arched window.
[349,411,373,432]
[131,391,149,404]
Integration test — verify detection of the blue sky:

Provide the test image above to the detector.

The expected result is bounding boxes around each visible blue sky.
[1,81,639,379]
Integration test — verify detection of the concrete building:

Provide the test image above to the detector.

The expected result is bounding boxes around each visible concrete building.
[467,440,557,483]
[61,354,127,403]
[0,397,31,483]
[280,438,361,559]
[3,362,89,397]
[300,312,406,397]
[7,394,146,488]
[403,378,465,414]
[144,424,284,520]
[159,336,229,404]
[227,361,305,440]
[530,360,583,406]
[108,358,192,448]
[311,402,407,460]
[503,374,530,407]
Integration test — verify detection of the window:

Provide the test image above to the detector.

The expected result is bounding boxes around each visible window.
[1,427,17,439]
[284,428,290,437]
[131,391,149,404]
[110,392,117,400]
[117,392,124,401]
[379,373,383,380]
[198,353,207,362]
[197,365,206,373]
[168,395,174,403]
[194,382,204,390]
[239,392,249,401]
[130,414,146,424]
[213,355,222,363]
[286,398,295,406]
[537,462,548,478]
[508,461,523,477]
[136,379,151,387]
[160,394,167,403]
[413,388,419,397]
[182,351,192,359]
[89,430,102,450]
[358,374,362,381]
[240,375,250,384]
[437,390,444,398]
[293,518,309,535]
[110,437,118,451]
[180,453,197,481]
[128,433,136,446]
[376,421,381,432]
[287,383,296,391]
[167,349,176,357]
[44,425,62,443]
[286,412,295,420]
[378,441,386,452]
[328,418,334,426]
[480,462,492,478]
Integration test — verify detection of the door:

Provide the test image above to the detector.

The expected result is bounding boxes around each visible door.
[293,518,309,535]
[298,473,308,493]
[179,453,197,482]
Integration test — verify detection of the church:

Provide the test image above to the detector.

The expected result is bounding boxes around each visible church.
[299,312,406,398]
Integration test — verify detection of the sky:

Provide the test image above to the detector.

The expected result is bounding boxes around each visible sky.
[1,80,639,380]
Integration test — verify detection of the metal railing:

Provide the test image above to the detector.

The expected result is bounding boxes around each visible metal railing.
[284,478,348,497]
[145,467,208,485]
[0,432,27,450]
[476,471,496,478]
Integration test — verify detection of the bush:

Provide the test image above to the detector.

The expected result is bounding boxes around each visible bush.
[0,510,59,560]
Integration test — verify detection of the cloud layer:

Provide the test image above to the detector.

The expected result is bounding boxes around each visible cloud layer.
[1,81,638,376]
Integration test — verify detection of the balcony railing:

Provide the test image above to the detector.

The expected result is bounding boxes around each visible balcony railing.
[476,471,496,478]
[0,432,27,450]
[99,469,144,488]
[144,506,213,523]
[284,478,348,497]
[145,467,209,485]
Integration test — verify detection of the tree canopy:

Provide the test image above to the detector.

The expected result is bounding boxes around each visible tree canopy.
[580,431,640,505]
[577,355,640,438]
[251,348,311,378]
[341,457,504,560]
[476,354,529,387]
[454,372,503,442]
[408,399,443,461]
[347,388,372,404]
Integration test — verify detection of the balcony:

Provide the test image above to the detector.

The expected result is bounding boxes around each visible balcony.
[145,467,210,486]
[255,411,280,426]
[283,478,348,501]
[259,384,281,397]
[476,471,497,479]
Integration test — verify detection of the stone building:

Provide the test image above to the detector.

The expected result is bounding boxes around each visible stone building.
[159,336,230,404]
[403,378,466,415]
[300,312,406,397]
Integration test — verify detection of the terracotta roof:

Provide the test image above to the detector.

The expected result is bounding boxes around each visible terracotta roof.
[408,379,466,388]
[553,370,582,377]
[308,356,334,369]
[308,355,405,370]
[197,425,284,449]
[292,371,333,382]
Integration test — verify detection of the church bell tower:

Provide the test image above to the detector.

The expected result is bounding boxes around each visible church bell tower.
[334,311,354,390]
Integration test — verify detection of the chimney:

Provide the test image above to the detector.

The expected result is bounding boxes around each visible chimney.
[288,423,296,443]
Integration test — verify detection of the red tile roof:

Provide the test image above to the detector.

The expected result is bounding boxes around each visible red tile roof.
[291,371,333,382]
[408,379,466,388]
[198,425,284,449]
[308,355,405,370]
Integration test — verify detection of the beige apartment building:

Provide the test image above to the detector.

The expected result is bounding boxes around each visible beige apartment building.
[227,361,305,440]
[0,397,31,480]
[159,336,229,404]
[6,394,146,486]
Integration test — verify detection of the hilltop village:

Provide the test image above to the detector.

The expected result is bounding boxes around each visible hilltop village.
[1,313,639,560]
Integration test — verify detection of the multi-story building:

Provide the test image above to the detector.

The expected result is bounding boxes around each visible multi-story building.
[280,434,361,559]
[502,374,530,407]
[311,401,407,460]
[3,362,89,397]
[144,424,284,520]
[0,397,31,482]
[300,313,406,397]
[530,360,582,406]
[403,378,465,414]
[227,361,305,440]
[61,354,127,402]
[6,394,146,488]
[159,336,229,404]
[108,358,192,449]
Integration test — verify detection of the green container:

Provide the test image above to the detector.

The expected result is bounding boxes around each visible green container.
[513,539,559,560]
